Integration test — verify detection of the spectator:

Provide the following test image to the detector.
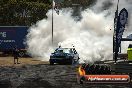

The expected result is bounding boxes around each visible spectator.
[13,46,19,64]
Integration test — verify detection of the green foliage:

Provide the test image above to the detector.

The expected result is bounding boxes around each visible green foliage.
[0,0,96,26]
[0,0,51,26]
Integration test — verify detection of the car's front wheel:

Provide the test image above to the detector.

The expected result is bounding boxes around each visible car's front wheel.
[50,60,54,65]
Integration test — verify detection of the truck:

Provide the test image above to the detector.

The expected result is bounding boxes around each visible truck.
[0,26,28,57]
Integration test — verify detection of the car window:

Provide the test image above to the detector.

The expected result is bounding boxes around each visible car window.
[69,49,73,53]
[54,49,63,53]
[54,48,73,53]
[59,50,63,53]
[63,49,70,53]
[54,48,59,53]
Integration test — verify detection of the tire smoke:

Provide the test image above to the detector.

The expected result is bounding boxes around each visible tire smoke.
[26,0,132,63]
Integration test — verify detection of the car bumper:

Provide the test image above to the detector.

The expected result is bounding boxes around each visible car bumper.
[50,58,72,64]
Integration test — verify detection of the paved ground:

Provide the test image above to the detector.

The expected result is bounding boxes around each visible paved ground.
[0,57,132,88]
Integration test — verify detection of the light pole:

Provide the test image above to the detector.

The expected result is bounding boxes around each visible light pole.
[51,0,64,45]
[113,0,120,63]
[52,0,54,45]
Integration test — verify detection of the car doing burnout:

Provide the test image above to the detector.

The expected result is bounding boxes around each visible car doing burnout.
[49,48,80,65]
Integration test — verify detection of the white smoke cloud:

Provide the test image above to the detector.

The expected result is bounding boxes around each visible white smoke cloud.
[26,0,132,63]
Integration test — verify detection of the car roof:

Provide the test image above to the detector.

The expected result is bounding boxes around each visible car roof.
[57,48,74,50]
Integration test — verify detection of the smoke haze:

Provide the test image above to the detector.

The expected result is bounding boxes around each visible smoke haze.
[26,0,132,63]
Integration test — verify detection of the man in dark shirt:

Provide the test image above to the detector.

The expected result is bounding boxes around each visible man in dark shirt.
[13,46,19,64]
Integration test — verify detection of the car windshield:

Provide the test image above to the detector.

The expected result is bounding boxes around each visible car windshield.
[54,48,73,53]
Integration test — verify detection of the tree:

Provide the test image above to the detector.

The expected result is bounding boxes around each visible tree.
[0,0,97,26]
[0,0,51,26]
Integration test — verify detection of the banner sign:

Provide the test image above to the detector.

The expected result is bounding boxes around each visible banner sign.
[116,8,128,45]
[114,8,128,55]
[84,75,130,83]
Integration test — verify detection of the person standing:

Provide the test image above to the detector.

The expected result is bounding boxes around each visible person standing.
[13,46,19,64]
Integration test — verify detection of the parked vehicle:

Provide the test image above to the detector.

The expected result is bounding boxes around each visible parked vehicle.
[0,26,28,57]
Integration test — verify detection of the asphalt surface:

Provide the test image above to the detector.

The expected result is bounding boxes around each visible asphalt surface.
[0,64,132,88]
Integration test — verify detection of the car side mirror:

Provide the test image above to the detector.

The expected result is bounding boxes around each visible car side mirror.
[74,51,77,54]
